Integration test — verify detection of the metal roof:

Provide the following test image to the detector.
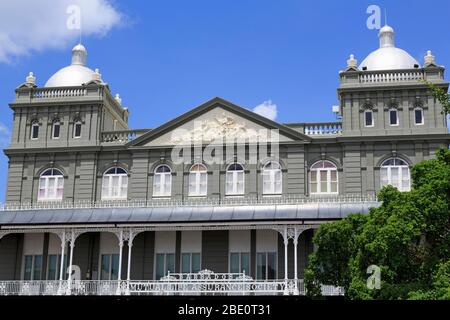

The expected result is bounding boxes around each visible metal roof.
[0,202,380,226]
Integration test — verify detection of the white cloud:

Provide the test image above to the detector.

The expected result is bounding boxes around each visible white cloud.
[0,0,122,63]
[0,123,11,148]
[253,100,278,121]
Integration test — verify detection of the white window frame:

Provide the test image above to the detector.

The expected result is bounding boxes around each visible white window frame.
[256,252,277,280]
[414,107,424,125]
[181,252,201,273]
[46,254,67,280]
[229,252,250,275]
[99,253,120,280]
[73,120,82,139]
[188,164,207,197]
[262,161,282,195]
[31,121,39,140]
[225,163,245,196]
[380,158,411,192]
[153,165,172,197]
[101,167,128,200]
[51,120,60,139]
[364,109,374,127]
[389,108,399,126]
[38,168,64,202]
[23,255,43,280]
[154,252,175,280]
[309,160,338,195]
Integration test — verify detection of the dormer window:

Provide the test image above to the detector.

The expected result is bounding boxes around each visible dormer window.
[414,108,424,125]
[389,108,399,126]
[31,121,39,140]
[52,120,60,139]
[364,110,374,127]
[73,120,82,138]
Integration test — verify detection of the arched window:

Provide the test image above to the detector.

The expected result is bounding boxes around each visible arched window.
[389,108,399,126]
[52,119,60,139]
[310,160,338,194]
[364,110,374,127]
[38,168,64,201]
[262,161,282,195]
[31,121,39,140]
[226,163,245,195]
[189,164,207,196]
[101,167,128,200]
[380,158,410,191]
[73,120,82,138]
[153,165,172,197]
[414,107,424,125]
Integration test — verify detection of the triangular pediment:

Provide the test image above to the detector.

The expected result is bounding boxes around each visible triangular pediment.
[129,97,310,147]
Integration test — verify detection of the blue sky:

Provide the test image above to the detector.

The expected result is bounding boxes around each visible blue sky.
[0,0,449,201]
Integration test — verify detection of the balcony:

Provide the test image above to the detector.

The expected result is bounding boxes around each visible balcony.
[339,67,446,88]
[101,129,150,144]
[0,194,378,211]
[0,271,344,296]
[13,85,127,120]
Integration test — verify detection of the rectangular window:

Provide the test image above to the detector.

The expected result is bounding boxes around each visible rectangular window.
[73,122,82,138]
[181,253,201,273]
[46,254,67,280]
[155,253,175,279]
[256,252,277,280]
[31,123,39,140]
[47,255,58,280]
[52,122,60,139]
[389,109,398,125]
[24,255,33,280]
[23,255,43,280]
[100,254,119,280]
[230,252,250,275]
[365,110,374,127]
[415,109,424,125]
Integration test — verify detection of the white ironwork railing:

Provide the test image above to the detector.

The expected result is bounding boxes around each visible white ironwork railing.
[0,194,378,211]
[0,275,343,296]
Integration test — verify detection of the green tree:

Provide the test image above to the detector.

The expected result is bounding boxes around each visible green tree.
[423,80,450,115]
[305,147,450,299]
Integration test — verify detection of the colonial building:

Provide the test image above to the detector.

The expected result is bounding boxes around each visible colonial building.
[0,25,448,295]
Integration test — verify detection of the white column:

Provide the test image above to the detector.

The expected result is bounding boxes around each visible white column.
[126,231,133,281]
[283,228,288,281]
[293,236,298,281]
[117,230,123,281]
[59,232,66,281]
[67,230,75,292]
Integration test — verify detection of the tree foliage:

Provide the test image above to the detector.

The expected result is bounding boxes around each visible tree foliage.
[305,147,450,299]
[423,80,450,115]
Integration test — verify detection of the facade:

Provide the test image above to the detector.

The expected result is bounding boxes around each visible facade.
[0,25,448,296]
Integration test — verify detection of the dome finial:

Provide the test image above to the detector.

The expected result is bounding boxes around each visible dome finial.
[71,44,87,66]
[26,72,36,85]
[347,54,358,68]
[424,50,436,66]
[115,93,122,105]
[379,25,395,48]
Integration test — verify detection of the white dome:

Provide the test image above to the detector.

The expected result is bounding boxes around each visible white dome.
[45,44,97,87]
[359,25,419,71]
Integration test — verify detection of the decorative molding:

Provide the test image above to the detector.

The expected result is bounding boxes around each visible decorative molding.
[169,113,270,144]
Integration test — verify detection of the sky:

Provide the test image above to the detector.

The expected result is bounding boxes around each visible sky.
[0,0,449,202]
